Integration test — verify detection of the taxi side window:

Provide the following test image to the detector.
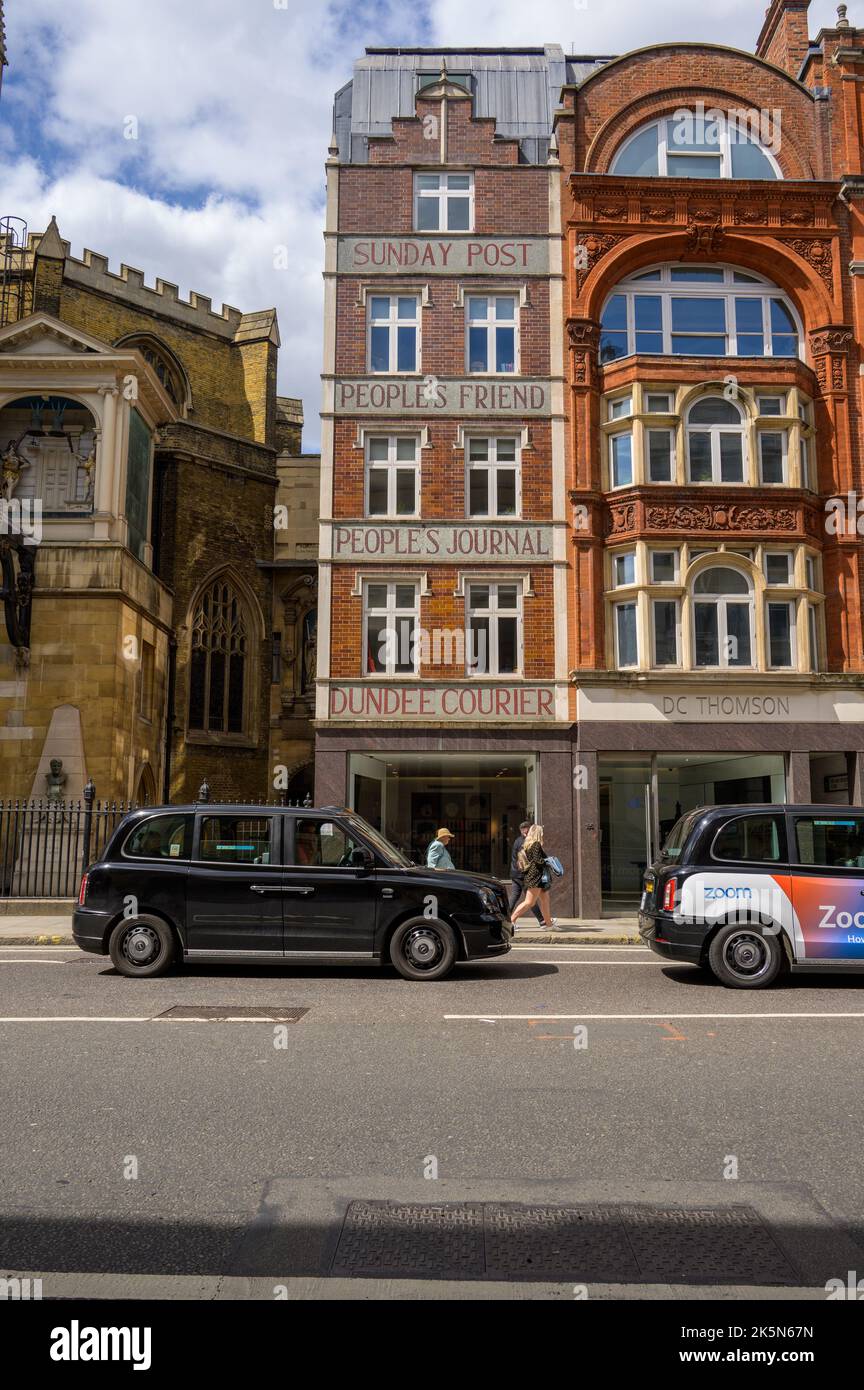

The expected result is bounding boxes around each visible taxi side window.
[124,814,192,860]
[795,816,864,869]
[198,816,272,864]
[712,814,785,863]
[290,818,360,868]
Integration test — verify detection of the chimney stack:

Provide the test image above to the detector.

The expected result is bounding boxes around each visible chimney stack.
[755,0,812,77]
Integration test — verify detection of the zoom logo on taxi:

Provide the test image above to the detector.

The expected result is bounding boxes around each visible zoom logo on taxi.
[676,873,864,959]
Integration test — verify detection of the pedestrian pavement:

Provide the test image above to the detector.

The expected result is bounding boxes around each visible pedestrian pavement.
[0,912,641,945]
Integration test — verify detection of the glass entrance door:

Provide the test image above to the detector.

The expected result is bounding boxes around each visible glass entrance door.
[599,757,653,909]
[600,751,788,911]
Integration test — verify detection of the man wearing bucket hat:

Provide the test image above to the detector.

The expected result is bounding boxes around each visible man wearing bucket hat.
[426,827,455,870]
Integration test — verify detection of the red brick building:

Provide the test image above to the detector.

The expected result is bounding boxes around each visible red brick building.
[318,9,864,914]
[560,0,864,914]
[316,53,570,878]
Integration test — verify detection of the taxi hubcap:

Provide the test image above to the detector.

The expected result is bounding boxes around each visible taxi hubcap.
[404,928,442,968]
[123,925,159,966]
[724,931,768,977]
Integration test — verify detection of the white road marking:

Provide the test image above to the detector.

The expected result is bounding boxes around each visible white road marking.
[0,946,79,952]
[512,945,645,952]
[531,961,664,967]
[0,1016,293,1024]
[0,960,65,965]
[445,1012,864,1022]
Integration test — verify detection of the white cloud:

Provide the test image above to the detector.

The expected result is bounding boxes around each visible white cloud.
[0,0,851,448]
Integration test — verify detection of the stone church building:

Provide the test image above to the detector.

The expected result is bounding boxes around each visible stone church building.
[0,215,312,805]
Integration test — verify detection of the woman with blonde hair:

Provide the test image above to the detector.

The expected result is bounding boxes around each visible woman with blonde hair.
[510,824,555,928]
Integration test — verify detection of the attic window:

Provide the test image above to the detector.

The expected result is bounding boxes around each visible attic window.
[417,70,472,95]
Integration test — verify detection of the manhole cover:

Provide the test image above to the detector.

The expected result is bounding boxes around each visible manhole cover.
[156,1005,308,1022]
[620,1203,798,1284]
[332,1201,485,1277]
[331,1200,801,1283]
[484,1203,639,1281]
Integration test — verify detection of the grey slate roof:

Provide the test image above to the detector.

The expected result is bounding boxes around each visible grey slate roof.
[334,46,613,165]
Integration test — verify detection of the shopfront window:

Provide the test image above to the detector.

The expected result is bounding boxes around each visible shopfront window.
[348,752,537,878]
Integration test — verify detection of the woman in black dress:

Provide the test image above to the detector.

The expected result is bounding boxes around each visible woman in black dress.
[510,824,554,928]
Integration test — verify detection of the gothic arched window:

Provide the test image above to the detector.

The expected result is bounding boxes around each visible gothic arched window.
[116,335,189,410]
[188,577,249,735]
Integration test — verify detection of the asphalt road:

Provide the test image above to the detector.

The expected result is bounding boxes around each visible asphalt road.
[2,941,864,1299]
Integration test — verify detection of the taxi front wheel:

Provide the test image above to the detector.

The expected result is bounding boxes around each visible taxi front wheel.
[390,918,456,981]
[708,923,784,989]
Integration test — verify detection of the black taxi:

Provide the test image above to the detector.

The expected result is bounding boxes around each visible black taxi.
[73,804,512,981]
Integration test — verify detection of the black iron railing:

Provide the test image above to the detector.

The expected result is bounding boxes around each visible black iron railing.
[0,781,313,898]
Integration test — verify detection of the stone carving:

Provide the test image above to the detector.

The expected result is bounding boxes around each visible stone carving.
[1,442,30,501]
[77,445,96,504]
[684,223,723,255]
[575,233,623,290]
[644,502,797,532]
[597,204,627,220]
[607,503,637,534]
[0,536,36,659]
[786,238,834,291]
[784,207,814,225]
[45,758,67,804]
[809,327,853,355]
[734,206,767,224]
[566,318,600,350]
[642,204,675,221]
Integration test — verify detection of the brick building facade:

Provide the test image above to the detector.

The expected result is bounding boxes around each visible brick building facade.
[320,7,864,915]
[316,53,570,879]
[560,1,864,914]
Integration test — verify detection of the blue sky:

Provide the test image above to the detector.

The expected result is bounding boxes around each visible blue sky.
[0,0,846,449]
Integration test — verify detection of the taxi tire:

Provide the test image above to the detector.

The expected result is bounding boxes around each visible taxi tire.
[708,922,784,990]
[109,915,176,978]
[390,917,457,981]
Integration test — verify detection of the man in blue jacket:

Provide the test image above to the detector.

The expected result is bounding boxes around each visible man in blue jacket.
[509,820,543,922]
[426,827,456,869]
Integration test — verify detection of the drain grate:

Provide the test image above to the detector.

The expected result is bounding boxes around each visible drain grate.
[331,1200,801,1283]
[156,1005,308,1022]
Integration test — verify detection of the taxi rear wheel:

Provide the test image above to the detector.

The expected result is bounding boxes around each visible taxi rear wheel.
[708,923,784,989]
[109,915,176,977]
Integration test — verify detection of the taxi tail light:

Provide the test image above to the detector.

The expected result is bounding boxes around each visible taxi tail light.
[78,872,89,906]
[662,877,677,912]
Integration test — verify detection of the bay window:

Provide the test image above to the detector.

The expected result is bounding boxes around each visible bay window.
[692,567,754,668]
[758,430,787,484]
[766,600,796,668]
[652,599,679,666]
[614,602,638,668]
[686,398,745,483]
[610,431,633,487]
